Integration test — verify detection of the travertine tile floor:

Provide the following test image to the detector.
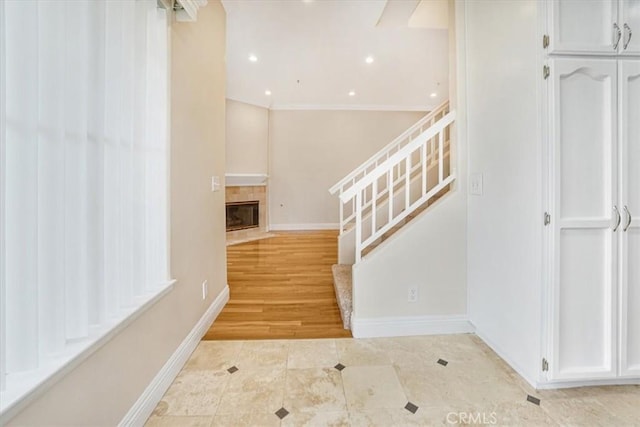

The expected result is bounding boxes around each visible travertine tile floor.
[146,334,639,426]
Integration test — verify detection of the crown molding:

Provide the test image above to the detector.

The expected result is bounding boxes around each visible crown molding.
[269,104,432,112]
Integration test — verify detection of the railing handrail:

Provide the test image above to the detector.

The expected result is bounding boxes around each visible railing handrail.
[340,139,451,227]
[328,100,449,195]
[340,110,456,204]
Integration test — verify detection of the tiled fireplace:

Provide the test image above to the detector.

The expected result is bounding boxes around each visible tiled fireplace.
[225,184,269,244]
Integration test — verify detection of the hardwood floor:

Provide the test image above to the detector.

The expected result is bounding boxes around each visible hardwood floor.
[203,230,352,340]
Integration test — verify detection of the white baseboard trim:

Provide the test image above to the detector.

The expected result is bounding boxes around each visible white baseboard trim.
[351,314,474,338]
[536,377,640,390]
[119,285,229,427]
[269,223,339,231]
[536,378,640,390]
[473,327,539,389]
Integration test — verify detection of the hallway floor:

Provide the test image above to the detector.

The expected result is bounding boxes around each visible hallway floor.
[146,334,639,426]
[205,231,351,340]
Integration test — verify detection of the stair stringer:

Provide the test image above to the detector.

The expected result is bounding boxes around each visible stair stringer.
[350,184,470,338]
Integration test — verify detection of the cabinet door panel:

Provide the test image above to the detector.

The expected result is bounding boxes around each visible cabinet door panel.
[620,60,640,377]
[558,229,614,374]
[550,59,618,380]
[556,61,616,219]
[621,0,640,54]
[550,0,617,54]
[623,229,640,376]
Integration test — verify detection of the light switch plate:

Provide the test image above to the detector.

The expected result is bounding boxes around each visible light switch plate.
[470,173,483,196]
[211,176,221,192]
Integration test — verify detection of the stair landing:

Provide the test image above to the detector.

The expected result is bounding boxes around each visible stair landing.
[331,264,352,330]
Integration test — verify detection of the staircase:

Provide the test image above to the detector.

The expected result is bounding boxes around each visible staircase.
[328,101,456,329]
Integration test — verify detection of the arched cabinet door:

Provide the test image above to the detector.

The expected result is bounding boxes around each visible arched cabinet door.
[549,58,618,381]
[619,60,640,378]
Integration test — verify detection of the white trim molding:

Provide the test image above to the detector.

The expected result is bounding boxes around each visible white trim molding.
[269,223,339,231]
[474,327,538,389]
[351,314,474,338]
[224,96,435,113]
[536,378,640,390]
[119,284,229,427]
[270,104,434,112]
[225,173,268,187]
[174,0,207,22]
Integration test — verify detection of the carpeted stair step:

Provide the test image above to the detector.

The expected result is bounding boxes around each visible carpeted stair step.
[331,264,352,330]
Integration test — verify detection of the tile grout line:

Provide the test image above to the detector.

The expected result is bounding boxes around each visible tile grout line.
[334,340,353,420]
[210,340,245,423]
[280,339,291,426]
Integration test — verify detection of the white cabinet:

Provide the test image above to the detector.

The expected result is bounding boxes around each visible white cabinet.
[619,60,640,377]
[621,0,640,54]
[548,58,639,381]
[549,0,640,55]
[549,58,619,380]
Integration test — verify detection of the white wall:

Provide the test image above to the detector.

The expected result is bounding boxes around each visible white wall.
[6,3,228,425]
[351,190,469,335]
[268,109,424,229]
[226,99,269,175]
[462,0,543,386]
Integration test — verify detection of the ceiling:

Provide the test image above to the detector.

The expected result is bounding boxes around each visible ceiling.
[222,0,449,111]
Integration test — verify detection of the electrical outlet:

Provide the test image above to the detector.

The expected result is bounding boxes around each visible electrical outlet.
[408,286,418,303]
[202,280,208,300]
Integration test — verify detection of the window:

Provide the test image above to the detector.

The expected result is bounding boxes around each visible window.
[0,0,170,417]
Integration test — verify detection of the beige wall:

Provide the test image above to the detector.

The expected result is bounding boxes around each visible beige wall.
[7,3,227,426]
[225,99,269,175]
[268,110,425,228]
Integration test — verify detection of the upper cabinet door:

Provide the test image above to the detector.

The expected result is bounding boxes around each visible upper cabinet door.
[550,0,618,55]
[620,0,640,54]
[619,60,640,378]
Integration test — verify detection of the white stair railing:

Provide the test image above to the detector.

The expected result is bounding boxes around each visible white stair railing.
[329,101,450,234]
[339,110,456,262]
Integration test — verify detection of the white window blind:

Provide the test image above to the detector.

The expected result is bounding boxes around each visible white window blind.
[0,0,170,416]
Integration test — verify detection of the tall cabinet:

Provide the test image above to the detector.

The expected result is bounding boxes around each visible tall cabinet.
[546,0,640,382]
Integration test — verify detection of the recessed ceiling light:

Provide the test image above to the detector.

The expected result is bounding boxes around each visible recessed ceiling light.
[430,92,437,98]
[365,56,374,64]
[248,54,258,62]
[348,90,356,97]
[265,89,271,96]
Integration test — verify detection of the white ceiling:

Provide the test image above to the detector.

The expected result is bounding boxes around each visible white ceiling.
[222,0,449,111]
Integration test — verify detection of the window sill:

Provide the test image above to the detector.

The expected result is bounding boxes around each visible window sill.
[0,280,176,424]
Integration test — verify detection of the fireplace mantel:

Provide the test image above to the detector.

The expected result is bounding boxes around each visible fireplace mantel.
[225,173,268,187]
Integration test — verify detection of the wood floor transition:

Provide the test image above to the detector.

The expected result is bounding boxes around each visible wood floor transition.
[203,230,352,340]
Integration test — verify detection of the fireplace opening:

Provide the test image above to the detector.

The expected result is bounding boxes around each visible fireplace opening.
[226,201,259,232]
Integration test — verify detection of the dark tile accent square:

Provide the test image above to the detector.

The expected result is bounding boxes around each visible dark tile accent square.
[334,363,345,371]
[526,395,541,406]
[405,402,419,414]
[227,366,239,374]
[275,407,289,419]
[437,358,448,366]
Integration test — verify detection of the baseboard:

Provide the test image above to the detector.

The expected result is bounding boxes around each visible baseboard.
[118,285,230,427]
[351,314,474,338]
[269,223,339,231]
[536,377,640,389]
[473,326,539,389]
